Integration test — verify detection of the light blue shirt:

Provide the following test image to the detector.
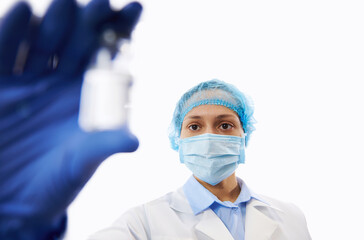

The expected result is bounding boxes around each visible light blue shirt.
[183,176,262,240]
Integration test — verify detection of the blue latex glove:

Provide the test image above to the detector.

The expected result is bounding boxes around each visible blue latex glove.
[0,0,142,239]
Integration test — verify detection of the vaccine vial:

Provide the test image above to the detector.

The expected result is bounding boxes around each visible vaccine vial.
[78,42,133,132]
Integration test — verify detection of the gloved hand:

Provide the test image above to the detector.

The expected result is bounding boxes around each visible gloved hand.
[0,0,142,239]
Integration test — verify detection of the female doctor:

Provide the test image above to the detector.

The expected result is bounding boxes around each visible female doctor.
[90,79,311,240]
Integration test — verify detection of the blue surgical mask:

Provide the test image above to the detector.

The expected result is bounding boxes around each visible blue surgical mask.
[179,133,245,186]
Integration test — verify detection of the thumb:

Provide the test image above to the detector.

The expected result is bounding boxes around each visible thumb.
[66,125,139,187]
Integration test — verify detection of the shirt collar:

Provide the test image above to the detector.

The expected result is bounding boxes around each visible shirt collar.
[183,175,264,215]
[183,176,215,215]
[236,177,266,204]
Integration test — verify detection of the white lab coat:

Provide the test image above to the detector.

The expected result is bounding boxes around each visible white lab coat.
[89,188,311,240]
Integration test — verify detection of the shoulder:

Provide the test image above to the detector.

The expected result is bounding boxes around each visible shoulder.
[117,192,172,221]
[257,194,307,221]
[247,193,311,239]
[115,188,188,224]
[88,191,180,239]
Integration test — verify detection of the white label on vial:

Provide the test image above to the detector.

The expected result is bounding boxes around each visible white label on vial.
[78,68,132,132]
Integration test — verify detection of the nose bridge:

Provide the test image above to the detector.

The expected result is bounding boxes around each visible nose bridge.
[204,124,218,135]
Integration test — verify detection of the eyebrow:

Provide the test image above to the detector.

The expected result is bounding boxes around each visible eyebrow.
[184,115,202,120]
[185,114,238,120]
[216,114,238,119]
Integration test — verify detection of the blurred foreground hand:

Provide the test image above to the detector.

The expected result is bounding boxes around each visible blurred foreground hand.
[0,0,141,239]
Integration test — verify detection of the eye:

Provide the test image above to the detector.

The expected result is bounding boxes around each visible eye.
[188,124,200,131]
[220,123,233,130]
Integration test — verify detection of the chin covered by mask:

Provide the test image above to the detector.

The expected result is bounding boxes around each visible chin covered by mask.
[179,133,245,185]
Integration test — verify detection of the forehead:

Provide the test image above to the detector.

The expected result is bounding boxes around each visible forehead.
[183,105,240,120]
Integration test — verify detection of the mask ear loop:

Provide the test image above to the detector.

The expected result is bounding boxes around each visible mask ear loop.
[239,134,246,164]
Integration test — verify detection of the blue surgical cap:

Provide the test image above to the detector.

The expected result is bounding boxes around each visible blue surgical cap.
[169,79,256,151]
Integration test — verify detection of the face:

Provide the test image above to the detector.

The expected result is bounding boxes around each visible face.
[180,105,244,139]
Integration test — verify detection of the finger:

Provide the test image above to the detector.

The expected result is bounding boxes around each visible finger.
[57,1,142,74]
[56,0,116,74]
[0,2,32,75]
[83,0,115,26]
[84,0,142,37]
[108,2,143,38]
[37,0,77,53]
[67,125,139,186]
[24,0,78,75]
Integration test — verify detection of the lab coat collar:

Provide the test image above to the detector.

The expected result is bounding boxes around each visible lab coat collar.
[247,192,284,213]
[169,187,285,240]
[168,190,235,239]
[195,209,235,240]
[168,188,194,214]
[193,199,284,240]
[245,197,283,240]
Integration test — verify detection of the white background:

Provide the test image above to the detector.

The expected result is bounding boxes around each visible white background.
[1,0,364,239]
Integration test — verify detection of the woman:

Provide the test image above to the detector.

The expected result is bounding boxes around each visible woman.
[90,79,311,240]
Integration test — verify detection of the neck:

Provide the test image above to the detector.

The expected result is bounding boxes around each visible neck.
[195,173,241,202]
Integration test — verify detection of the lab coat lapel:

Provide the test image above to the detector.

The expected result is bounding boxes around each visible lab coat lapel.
[170,188,234,240]
[245,198,281,240]
[195,209,234,240]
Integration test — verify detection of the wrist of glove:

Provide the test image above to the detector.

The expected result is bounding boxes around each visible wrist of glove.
[1,213,67,240]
